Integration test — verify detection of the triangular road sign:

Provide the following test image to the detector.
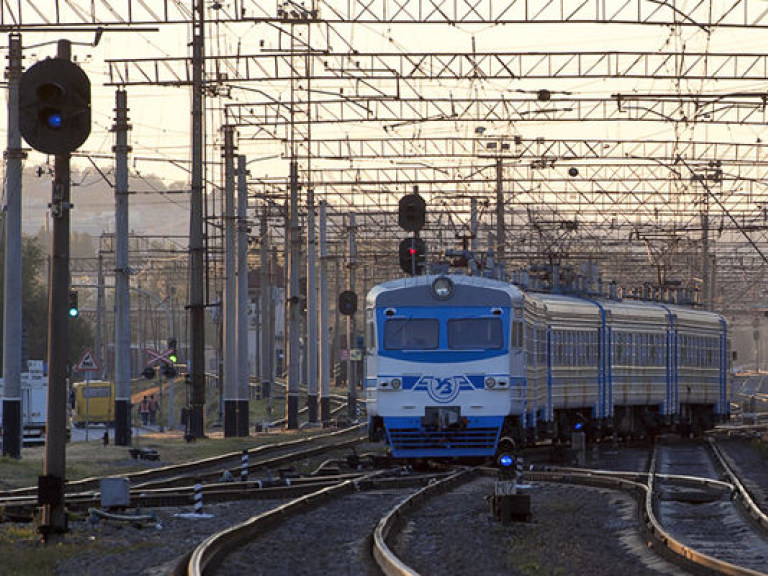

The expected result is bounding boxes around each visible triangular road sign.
[76,348,101,372]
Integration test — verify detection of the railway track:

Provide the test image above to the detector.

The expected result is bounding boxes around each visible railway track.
[178,468,451,576]
[10,434,767,576]
[649,440,768,575]
[372,438,768,576]
[0,424,369,520]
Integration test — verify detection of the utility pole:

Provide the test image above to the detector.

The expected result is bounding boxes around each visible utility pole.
[495,156,505,266]
[236,155,250,435]
[96,252,105,379]
[2,32,24,459]
[113,88,132,446]
[306,187,318,423]
[223,126,238,437]
[259,208,271,406]
[347,212,357,421]
[188,0,207,438]
[318,200,331,422]
[286,160,301,429]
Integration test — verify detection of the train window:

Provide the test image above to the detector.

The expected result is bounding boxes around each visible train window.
[447,318,503,349]
[384,318,439,350]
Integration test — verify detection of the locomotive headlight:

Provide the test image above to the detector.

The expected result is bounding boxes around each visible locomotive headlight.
[485,377,496,389]
[391,378,402,389]
[431,276,454,300]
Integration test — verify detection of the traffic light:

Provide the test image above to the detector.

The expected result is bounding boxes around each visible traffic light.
[167,337,178,363]
[164,364,178,378]
[143,366,155,380]
[68,291,79,318]
[19,58,91,155]
[338,290,357,316]
[398,193,426,232]
[399,237,426,275]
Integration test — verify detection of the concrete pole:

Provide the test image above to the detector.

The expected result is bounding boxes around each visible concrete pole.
[259,208,270,392]
[96,252,105,378]
[306,188,318,422]
[347,213,357,420]
[2,32,25,458]
[40,37,74,541]
[188,0,207,438]
[286,161,301,428]
[223,127,238,437]
[318,201,331,422]
[495,157,505,265]
[114,88,133,446]
[236,155,250,435]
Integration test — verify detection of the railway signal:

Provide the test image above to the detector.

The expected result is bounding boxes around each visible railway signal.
[167,337,178,363]
[338,290,357,316]
[399,237,426,275]
[68,291,79,318]
[398,192,426,232]
[19,58,91,155]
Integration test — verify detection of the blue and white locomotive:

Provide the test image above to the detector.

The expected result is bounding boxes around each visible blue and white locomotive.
[365,274,729,459]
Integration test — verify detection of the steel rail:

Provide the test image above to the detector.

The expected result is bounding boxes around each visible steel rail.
[708,439,768,531]
[185,470,392,576]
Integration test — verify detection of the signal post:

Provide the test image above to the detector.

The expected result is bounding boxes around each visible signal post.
[18,40,91,540]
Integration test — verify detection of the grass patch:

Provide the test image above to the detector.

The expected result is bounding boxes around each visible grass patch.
[0,426,332,490]
[0,524,87,576]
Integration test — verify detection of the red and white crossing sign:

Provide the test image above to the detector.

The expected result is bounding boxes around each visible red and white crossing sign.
[76,348,101,372]
[145,348,174,366]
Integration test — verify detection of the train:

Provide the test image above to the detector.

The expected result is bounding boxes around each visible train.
[365,273,730,459]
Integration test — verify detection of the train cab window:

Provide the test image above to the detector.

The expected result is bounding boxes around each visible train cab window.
[447,318,503,349]
[384,318,439,350]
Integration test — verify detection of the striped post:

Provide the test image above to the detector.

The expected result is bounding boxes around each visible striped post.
[241,450,249,482]
[193,480,203,514]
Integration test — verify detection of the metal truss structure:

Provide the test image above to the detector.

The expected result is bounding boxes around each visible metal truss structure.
[6,0,768,27]
[8,0,768,332]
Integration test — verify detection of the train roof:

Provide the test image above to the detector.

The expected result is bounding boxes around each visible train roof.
[526,292,603,314]
[522,289,726,330]
[367,274,524,308]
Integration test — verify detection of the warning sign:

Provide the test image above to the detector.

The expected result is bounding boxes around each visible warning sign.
[76,348,101,372]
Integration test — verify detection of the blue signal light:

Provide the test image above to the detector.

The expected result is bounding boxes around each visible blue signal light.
[574,422,583,431]
[499,454,514,468]
[46,112,63,129]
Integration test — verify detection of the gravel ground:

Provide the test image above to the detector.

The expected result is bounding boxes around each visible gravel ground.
[47,476,679,576]
[51,499,290,576]
[3,436,764,576]
[218,487,414,576]
[395,476,680,576]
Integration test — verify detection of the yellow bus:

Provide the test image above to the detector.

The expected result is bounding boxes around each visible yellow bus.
[72,381,115,427]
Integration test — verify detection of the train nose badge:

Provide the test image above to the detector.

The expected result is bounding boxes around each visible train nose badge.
[413,375,472,403]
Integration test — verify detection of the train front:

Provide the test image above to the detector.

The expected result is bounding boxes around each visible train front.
[366,275,526,459]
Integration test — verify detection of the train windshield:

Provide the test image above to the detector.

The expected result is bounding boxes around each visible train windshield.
[447,318,503,349]
[384,318,439,350]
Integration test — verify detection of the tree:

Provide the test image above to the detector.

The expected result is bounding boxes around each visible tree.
[0,231,94,368]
